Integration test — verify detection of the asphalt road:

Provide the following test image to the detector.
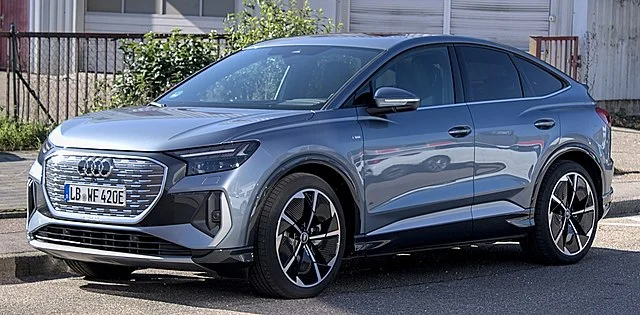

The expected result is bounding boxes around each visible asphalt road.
[1,215,639,315]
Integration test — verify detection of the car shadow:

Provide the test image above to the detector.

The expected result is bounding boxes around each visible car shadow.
[0,152,25,162]
[75,243,640,313]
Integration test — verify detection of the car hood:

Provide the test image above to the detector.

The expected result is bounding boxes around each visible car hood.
[49,106,312,151]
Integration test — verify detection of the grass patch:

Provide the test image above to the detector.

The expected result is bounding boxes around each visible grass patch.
[0,118,53,151]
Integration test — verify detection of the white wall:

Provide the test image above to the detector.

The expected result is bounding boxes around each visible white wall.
[84,12,225,33]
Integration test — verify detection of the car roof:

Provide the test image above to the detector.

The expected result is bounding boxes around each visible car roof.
[247,33,522,52]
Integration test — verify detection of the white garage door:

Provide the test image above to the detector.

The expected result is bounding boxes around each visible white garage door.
[349,0,444,34]
[348,0,550,49]
[451,0,550,49]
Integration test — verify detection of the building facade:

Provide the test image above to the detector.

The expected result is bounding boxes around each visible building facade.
[27,0,577,49]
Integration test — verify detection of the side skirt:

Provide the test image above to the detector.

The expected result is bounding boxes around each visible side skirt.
[353,201,534,257]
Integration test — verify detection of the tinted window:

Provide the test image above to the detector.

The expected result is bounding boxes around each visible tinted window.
[457,46,522,102]
[370,47,454,107]
[87,0,121,12]
[513,56,564,97]
[124,0,159,14]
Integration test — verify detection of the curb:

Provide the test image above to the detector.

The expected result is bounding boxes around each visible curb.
[0,252,70,281]
[0,211,26,219]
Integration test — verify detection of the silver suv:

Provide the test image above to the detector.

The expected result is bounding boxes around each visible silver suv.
[27,35,614,298]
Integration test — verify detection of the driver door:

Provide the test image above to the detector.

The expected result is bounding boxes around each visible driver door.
[355,46,475,253]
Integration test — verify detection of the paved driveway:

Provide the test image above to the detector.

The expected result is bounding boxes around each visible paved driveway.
[0,151,37,211]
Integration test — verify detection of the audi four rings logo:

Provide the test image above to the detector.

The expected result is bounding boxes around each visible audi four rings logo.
[77,158,114,177]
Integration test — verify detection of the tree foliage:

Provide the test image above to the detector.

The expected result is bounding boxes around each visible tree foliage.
[224,0,340,54]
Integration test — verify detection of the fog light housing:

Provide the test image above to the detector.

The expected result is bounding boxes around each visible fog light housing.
[207,193,222,230]
[191,191,232,247]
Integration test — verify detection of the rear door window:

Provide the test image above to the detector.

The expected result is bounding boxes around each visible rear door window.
[457,46,523,102]
[513,56,565,97]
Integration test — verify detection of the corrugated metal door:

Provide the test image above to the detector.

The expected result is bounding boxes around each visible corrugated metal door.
[450,0,550,49]
[349,0,444,34]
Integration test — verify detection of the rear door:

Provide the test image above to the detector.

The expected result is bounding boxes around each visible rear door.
[455,45,563,239]
[356,46,475,253]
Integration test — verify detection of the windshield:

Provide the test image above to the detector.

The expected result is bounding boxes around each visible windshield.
[158,45,381,110]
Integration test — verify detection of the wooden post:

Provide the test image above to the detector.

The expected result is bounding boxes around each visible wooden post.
[529,36,541,57]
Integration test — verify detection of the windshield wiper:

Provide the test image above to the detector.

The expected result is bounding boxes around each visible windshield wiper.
[148,101,166,107]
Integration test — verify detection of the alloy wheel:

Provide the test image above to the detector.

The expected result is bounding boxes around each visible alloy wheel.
[275,189,341,288]
[548,172,596,256]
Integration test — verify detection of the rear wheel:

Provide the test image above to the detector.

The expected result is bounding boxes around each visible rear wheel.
[522,161,598,264]
[65,260,136,279]
[249,173,345,298]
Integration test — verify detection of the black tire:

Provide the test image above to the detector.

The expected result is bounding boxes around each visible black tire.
[65,260,136,279]
[249,173,346,298]
[522,160,599,264]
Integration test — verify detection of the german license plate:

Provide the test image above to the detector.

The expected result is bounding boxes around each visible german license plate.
[64,183,126,207]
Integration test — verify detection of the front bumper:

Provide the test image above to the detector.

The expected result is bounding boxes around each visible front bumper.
[25,147,267,271]
[602,186,614,218]
[28,210,254,270]
[31,238,253,270]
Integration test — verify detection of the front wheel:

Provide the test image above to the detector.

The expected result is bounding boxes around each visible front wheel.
[249,173,346,298]
[522,161,599,264]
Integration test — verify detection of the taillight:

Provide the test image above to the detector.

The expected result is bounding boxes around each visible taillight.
[596,107,611,126]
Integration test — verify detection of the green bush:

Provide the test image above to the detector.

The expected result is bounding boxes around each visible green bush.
[0,118,52,151]
[224,0,340,54]
[99,0,339,111]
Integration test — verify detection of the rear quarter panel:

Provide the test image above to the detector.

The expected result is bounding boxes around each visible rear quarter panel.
[530,83,613,208]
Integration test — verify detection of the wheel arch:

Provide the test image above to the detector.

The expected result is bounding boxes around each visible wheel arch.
[531,144,605,218]
[246,155,363,254]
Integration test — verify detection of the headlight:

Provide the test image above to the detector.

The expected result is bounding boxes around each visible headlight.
[170,141,259,175]
[40,139,53,155]
[37,139,54,164]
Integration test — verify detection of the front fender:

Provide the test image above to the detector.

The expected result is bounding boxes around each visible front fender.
[244,153,364,246]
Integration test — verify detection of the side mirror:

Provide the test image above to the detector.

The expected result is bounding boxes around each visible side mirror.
[368,87,420,115]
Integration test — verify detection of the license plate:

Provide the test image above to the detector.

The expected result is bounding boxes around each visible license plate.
[64,183,126,207]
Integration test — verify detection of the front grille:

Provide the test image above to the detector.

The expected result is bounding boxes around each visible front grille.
[33,225,191,256]
[44,154,165,220]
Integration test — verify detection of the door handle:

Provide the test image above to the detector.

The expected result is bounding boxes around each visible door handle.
[448,126,472,138]
[534,119,556,130]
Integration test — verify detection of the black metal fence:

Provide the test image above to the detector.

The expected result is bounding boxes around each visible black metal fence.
[0,27,227,124]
